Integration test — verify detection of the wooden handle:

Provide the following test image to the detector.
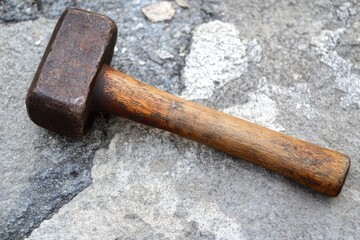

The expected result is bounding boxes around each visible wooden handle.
[92,65,350,197]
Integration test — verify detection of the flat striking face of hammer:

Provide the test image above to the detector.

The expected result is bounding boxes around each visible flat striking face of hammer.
[26,8,117,137]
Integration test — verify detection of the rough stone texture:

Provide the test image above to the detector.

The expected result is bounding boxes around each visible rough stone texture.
[28,128,245,239]
[0,0,77,22]
[1,0,360,239]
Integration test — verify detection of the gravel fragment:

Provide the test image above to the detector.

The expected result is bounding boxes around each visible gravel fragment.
[141,1,175,23]
[175,0,190,8]
[155,49,174,59]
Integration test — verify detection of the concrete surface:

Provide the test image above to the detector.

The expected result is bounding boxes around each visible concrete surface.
[0,0,359,239]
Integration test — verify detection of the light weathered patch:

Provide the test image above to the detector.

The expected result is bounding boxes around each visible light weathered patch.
[272,81,316,121]
[181,21,261,100]
[335,2,357,24]
[311,28,360,108]
[27,128,244,239]
[185,201,243,239]
[223,77,285,132]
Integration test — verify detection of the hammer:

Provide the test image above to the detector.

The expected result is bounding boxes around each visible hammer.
[26,8,350,197]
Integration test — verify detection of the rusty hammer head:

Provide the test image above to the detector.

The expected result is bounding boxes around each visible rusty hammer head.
[26,8,117,137]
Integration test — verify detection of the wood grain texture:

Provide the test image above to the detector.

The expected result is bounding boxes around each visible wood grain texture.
[92,64,350,197]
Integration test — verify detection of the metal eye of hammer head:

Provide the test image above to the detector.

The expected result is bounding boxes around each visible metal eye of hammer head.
[26,8,350,197]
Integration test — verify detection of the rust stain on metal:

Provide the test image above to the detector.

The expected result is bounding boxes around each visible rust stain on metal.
[26,8,117,137]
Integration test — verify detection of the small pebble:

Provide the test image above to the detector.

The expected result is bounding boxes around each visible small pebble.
[141,1,175,23]
[175,0,190,8]
[156,49,174,60]
[35,40,41,46]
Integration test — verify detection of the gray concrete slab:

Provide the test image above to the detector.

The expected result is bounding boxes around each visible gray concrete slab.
[1,0,359,239]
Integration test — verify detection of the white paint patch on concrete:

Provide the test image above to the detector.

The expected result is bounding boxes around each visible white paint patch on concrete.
[311,28,360,108]
[223,77,285,132]
[181,20,261,100]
